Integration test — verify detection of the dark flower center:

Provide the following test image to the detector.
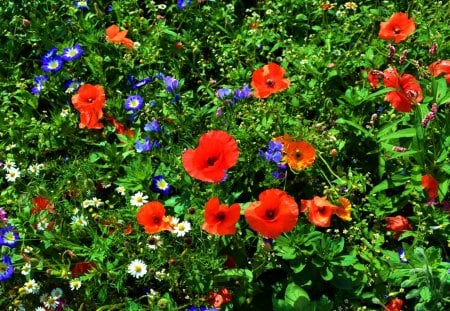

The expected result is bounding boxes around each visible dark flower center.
[153,216,161,225]
[295,150,302,159]
[266,79,275,88]
[265,209,276,219]
[0,263,6,273]
[216,212,226,222]
[88,97,94,103]
[393,27,401,34]
[207,156,218,166]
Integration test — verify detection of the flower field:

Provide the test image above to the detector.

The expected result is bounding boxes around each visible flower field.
[1,1,449,310]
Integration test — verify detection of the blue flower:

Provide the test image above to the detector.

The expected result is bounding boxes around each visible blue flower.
[260,140,284,164]
[125,95,144,111]
[177,0,192,9]
[155,73,165,80]
[217,88,231,99]
[130,77,152,90]
[61,44,84,61]
[74,0,89,11]
[135,137,152,153]
[187,307,219,311]
[41,56,64,73]
[233,84,252,103]
[64,79,83,94]
[144,120,161,133]
[42,47,58,59]
[105,3,114,13]
[0,226,20,248]
[0,256,14,282]
[151,175,171,195]
[31,75,49,95]
[398,249,408,263]
[163,76,179,93]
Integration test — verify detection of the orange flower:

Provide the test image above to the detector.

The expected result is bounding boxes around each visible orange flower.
[105,24,134,49]
[251,62,290,98]
[71,84,106,129]
[382,67,423,112]
[421,174,439,200]
[428,60,450,84]
[275,134,316,170]
[385,216,411,233]
[334,197,352,221]
[300,196,337,228]
[136,202,171,234]
[202,197,241,235]
[379,12,415,44]
[182,130,239,183]
[244,189,298,238]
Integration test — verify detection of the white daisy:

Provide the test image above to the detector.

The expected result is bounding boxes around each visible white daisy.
[82,199,93,208]
[173,221,191,237]
[70,279,82,290]
[43,295,59,309]
[3,160,16,171]
[60,108,70,117]
[127,259,147,279]
[147,235,163,250]
[71,215,88,227]
[28,163,44,175]
[50,287,63,298]
[21,263,31,275]
[130,192,148,207]
[35,307,46,311]
[5,167,21,182]
[23,279,40,294]
[91,197,103,207]
[115,186,126,196]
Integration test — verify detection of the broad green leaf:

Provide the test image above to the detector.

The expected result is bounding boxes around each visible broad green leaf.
[378,128,416,141]
[284,283,310,307]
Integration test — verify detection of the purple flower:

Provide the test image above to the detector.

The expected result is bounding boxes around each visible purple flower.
[144,120,161,133]
[163,75,179,93]
[74,0,89,11]
[42,47,58,59]
[31,75,49,95]
[131,77,152,90]
[177,0,192,9]
[150,175,171,195]
[41,56,63,73]
[398,249,408,263]
[0,256,14,282]
[233,84,252,103]
[217,88,231,99]
[135,137,152,153]
[260,140,284,163]
[64,79,82,94]
[0,226,20,248]
[61,44,84,61]
[0,207,7,224]
[125,95,144,111]
[216,107,223,117]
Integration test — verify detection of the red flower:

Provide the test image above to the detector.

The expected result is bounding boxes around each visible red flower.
[251,62,290,98]
[421,174,439,200]
[71,84,106,129]
[182,130,239,183]
[104,114,134,137]
[208,288,232,308]
[385,216,412,236]
[31,197,54,215]
[136,202,171,234]
[382,67,423,112]
[379,13,415,44]
[202,197,241,235]
[105,24,134,49]
[385,298,404,311]
[244,189,298,238]
[428,60,450,84]
[300,196,337,228]
[368,70,383,88]
[72,261,96,278]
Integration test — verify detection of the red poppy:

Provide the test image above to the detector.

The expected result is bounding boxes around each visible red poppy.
[385,298,404,311]
[136,201,171,234]
[251,62,290,98]
[182,130,239,183]
[428,60,450,84]
[71,84,106,129]
[202,197,241,235]
[208,288,232,308]
[385,215,412,237]
[379,13,415,44]
[72,261,96,278]
[382,67,423,112]
[367,70,383,88]
[104,114,134,137]
[421,174,439,200]
[105,24,134,49]
[300,196,337,228]
[244,189,298,238]
[31,197,54,215]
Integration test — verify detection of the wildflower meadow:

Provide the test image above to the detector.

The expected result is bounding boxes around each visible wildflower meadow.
[1,1,450,310]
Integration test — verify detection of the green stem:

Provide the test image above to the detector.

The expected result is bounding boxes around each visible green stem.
[318,152,344,183]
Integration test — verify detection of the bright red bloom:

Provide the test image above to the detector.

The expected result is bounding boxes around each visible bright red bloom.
[202,197,241,235]
[382,67,423,112]
[106,24,134,49]
[136,202,171,234]
[385,216,412,233]
[104,114,134,137]
[31,197,54,215]
[244,189,298,238]
[208,288,232,308]
[385,298,404,311]
[300,196,337,228]
[368,70,382,88]
[428,60,450,84]
[71,84,106,129]
[72,261,96,278]
[379,13,415,44]
[251,62,290,98]
[182,130,239,183]
[421,174,439,200]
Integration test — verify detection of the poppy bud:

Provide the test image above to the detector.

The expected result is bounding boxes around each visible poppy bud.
[23,19,30,26]
[330,149,337,157]
[175,42,183,49]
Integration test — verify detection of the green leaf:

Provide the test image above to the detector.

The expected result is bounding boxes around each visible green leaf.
[377,128,416,141]
[284,283,310,307]
[405,288,421,299]
[336,118,371,138]
[332,255,358,266]
[419,287,432,302]
[320,267,334,281]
